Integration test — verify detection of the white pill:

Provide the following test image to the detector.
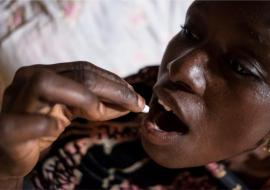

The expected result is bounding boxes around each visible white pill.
[142,105,150,113]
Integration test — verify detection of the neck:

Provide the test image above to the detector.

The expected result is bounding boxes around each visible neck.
[227,146,270,188]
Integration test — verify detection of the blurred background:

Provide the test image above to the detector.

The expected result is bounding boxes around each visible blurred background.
[0,0,193,104]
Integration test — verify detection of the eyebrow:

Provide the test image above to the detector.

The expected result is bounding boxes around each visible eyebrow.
[236,24,269,78]
[239,22,268,47]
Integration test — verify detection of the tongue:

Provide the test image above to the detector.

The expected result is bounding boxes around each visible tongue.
[155,111,188,134]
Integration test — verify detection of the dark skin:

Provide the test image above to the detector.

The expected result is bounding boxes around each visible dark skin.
[0,62,145,189]
[2,1,270,189]
[141,0,270,178]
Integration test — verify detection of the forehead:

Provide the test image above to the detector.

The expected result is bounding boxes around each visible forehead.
[186,1,270,51]
[189,1,270,25]
[185,1,270,81]
[188,2,270,44]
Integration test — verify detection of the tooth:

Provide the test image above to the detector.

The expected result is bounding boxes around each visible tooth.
[158,99,172,111]
[154,123,163,131]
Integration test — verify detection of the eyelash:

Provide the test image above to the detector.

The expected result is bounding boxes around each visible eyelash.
[180,26,260,80]
[227,57,259,79]
[180,25,200,42]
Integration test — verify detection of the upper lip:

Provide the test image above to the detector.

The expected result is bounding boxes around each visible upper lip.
[153,85,190,130]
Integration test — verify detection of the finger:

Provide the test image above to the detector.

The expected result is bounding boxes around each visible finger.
[1,79,29,113]
[11,70,126,121]
[9,63,145,120]
[1,84,19,113]
[50,64,145,112]
[80,103,130,121]
[84,74,145,112]
[13,61,132,88]
[8,62,138,113]
[49,61,132,88]
[12,70,98,113]
[0,113,61,145]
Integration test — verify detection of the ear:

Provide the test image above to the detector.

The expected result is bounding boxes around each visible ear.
[227,132,270,176]
[255,131,270,153]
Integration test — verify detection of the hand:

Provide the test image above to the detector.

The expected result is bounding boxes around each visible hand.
[0,61,145,180]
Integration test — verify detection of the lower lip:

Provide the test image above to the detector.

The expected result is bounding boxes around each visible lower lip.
[140,121,182,145]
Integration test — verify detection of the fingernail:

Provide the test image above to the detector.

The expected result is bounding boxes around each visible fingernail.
[138,95,145,110]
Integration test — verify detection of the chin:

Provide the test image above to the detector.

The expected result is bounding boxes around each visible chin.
[141,138,191,169]
[141,137,223,169]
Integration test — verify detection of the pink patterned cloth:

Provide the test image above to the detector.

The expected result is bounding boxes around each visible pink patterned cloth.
[0,0,192,105]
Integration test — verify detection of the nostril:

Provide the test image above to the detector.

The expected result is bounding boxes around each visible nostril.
[175,81,193,93]
[167,58,207,96]
[166,81,194,94]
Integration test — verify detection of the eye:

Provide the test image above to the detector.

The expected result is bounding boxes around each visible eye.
[180,25,200,42]
[227,57,259,79]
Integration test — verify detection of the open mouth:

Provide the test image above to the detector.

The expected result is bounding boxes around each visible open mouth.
[147,97,189,135]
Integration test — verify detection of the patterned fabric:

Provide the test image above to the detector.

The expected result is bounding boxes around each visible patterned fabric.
[31,66,222,190]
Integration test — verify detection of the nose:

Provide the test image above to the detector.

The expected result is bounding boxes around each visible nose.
[167,50,208,96]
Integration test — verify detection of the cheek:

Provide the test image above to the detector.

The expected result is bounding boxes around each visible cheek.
[204,82,270,155]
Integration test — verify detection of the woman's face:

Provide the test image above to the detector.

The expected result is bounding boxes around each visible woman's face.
[141,1,270,168]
